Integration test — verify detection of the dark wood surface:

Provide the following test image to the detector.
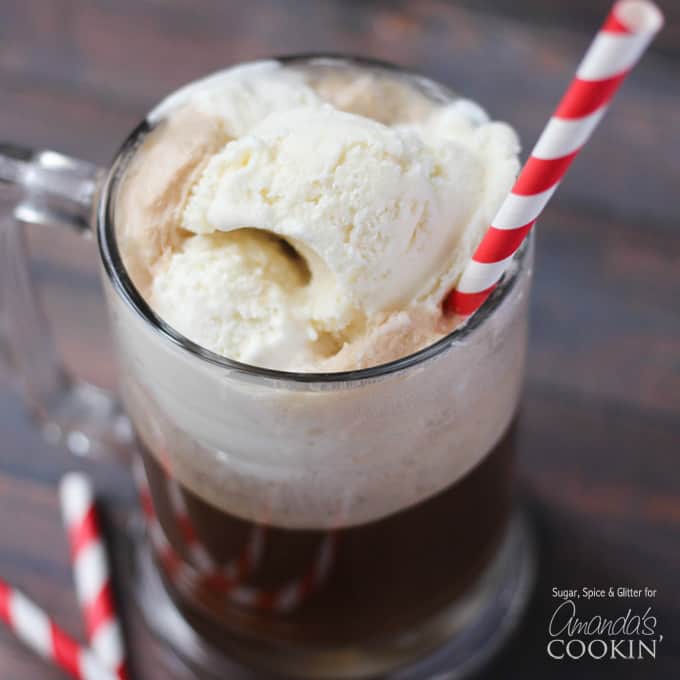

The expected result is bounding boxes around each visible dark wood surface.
[1,1,679,678]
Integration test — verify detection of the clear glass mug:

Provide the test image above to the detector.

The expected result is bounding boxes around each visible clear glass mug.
[0,56,535,679]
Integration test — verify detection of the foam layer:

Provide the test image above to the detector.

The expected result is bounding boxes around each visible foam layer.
[107,237,530,529]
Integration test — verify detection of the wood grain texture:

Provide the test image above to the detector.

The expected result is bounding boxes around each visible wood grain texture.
[1,0,678,678]
[456,0,680,57]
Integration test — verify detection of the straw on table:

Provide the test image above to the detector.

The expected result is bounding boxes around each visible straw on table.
[0,578,117,680]
[59,473,129,680]
[445,0,664,317]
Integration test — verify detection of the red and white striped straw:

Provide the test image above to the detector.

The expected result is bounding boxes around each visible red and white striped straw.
[444,0,663,317]
[0,578,117,680]
[59,473,129,680]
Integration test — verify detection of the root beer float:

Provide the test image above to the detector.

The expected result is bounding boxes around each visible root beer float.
[110,57,530,677]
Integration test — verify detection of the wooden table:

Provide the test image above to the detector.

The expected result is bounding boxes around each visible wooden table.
[1,1,678,678]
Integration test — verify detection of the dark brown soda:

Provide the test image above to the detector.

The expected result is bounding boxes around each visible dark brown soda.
[139,421,516,652]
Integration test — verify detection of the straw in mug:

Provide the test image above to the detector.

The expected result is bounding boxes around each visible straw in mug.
[0,578,118,680]
[444,0,664,317]
[59,473,129,680]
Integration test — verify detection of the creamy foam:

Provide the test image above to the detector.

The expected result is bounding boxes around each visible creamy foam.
[106,239,530,529]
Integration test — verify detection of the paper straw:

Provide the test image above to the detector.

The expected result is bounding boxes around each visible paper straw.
[444,0,664,317]
[0,578,117,680]
[59,473,128,680]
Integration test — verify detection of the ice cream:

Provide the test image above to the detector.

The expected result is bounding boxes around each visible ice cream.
[108,58,531,531]
[117,59,520,371]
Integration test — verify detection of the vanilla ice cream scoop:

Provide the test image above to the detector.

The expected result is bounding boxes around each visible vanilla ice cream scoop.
[184,104,474,316]
[151,230,317,367]
[121,60,520,370]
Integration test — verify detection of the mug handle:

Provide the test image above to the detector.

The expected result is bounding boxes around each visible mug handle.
[0,143,132,459]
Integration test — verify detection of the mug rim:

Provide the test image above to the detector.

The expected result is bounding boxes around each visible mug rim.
[97,53,528,385]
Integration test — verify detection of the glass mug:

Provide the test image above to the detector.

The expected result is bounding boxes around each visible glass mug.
[0,56,535,679]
